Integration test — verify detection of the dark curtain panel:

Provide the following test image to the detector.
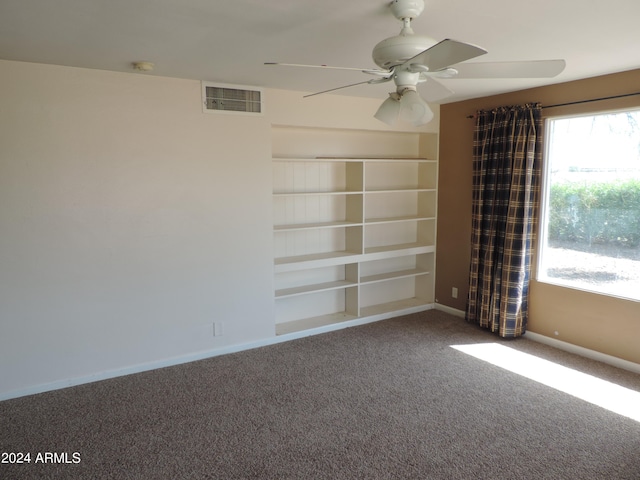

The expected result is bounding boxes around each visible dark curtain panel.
[466,104,543,337]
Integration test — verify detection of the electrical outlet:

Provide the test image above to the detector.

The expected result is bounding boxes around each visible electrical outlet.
[452,287,458,299]
[213,322,224,337]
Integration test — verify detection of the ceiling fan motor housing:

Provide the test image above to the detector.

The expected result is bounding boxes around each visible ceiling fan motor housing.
[372,34,436,69]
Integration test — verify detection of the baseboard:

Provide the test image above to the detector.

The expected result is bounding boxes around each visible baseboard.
[433,304,640,374]
[0,335,296,402]
[434,303,465,318]
[524,331,640,375]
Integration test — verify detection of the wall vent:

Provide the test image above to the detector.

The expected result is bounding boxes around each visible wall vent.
[201,82,263,115]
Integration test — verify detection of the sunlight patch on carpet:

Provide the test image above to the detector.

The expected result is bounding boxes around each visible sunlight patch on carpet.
[451,343,640,423]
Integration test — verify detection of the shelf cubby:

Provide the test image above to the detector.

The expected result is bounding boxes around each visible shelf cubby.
[275,285,359,334]
[274,224,363,266]
[363,218,435,253]
[273,193,363,231]
[359,254,434,310]
[364,159,437,192]
[275,264,359,298]
[359,297,432,318]
[273,158,363,195]
[276,311,359,336]
[364,190,436,222]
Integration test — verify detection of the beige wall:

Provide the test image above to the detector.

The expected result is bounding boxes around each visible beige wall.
[0,60,275,397]
[438,69,640,364]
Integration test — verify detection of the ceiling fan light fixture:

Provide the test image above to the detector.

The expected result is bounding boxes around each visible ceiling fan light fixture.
[399,89,434,126]
[374,95,402,126]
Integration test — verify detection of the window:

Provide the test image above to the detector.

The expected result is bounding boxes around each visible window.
[538,109,640,301]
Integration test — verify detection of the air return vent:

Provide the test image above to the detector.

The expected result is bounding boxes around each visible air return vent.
[201,82,263,115]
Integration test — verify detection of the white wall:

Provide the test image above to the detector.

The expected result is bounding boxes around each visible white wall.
[0,59,438,400]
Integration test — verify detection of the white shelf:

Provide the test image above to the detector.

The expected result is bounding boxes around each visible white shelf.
[363,243,434,257]
[275,220,362,231]
[365,187,436,193]
[273,157,435,162]
[360,269,430,285]
[273,190,363,196]
[275,280,357,298]
[275,251,363,272]
[273,157,366,163]
[276,270,430,297]
[274,245,434,272]
[362,158,434,163]
[364,215,434,225]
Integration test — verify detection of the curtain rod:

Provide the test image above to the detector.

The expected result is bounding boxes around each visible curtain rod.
[543,91,640,109]
[466,91,640,118]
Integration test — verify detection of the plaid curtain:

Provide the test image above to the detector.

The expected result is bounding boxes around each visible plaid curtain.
[466,104,543,337]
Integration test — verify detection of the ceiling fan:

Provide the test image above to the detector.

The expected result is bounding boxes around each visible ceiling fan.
[266,0,565,126]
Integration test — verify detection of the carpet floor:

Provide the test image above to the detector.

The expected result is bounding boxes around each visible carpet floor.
[1,309,639,479]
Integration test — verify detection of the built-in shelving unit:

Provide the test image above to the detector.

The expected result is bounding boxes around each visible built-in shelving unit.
[272,154,437,335]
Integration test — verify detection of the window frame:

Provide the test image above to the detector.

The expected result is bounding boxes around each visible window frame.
[536,107,640,301]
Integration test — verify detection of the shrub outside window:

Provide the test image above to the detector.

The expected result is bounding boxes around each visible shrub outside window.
[538,109,640,301]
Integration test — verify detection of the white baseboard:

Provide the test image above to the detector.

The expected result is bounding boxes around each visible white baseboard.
[0,336,294,402]
[433,303,640,375]
[434,303,466,318]
[524,331,640,375]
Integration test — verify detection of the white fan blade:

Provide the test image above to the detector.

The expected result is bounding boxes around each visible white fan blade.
[303,79,383,98]
[420,78,455,103]
[265,62,390,76]
[401,39,487,72]
[448,59,566,78]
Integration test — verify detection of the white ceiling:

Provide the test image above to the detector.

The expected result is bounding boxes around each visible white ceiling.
[1,0,639,104]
